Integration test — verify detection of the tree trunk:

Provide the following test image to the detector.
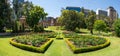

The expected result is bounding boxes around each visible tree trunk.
[90,29,93,34]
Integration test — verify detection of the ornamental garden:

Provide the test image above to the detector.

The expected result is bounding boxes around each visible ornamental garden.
[0,0,120,56]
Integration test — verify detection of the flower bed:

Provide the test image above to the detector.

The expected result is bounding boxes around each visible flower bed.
[65,35,110,53]
[10,34,53,53]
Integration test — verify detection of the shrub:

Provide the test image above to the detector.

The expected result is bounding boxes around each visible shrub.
[39,26,44,32]
[33,25,39,32]
[10,38,53,53]
[94,20,107,33]
[56,32,64,39]
[113,19,120,37]
[39,32,57,38]
[33,25,44,32]
[64,33,79,38]
[12,21,19,33]
[65,36,110,53]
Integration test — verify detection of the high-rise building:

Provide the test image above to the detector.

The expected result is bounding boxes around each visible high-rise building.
[65,6,90,16]
[66,6,81,12]
[107,6,118,21]
[96,9,108,19]
[96,9,108,16]
[18,0,24,3]
[84,9,90,16]
[13,0,24,3]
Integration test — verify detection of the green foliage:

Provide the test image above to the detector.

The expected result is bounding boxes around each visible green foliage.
[12,21,20,33]
[33,25,44,32]
[58,10,84,31]
[33,25,39,32]
[65,36,110,53]
[10,38,53,53]
[71,35,106,47]
[0,0,11,32]
[79,12,87,28]
[39,25,44,32]
[21,23,25,32]
[94,20,107,33]
[113,19,120,37]
[64,33,79,38]
[39,32,57,38]
[13,0,24,19]
[13,34,48,47]
[26,5,47,29]
[86,10,96,34]
[56,32,64,39]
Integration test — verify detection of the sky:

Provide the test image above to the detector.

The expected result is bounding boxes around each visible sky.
[28,0,120,18]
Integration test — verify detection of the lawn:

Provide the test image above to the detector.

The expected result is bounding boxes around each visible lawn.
[0,36,120,56]
[0,26,120,56]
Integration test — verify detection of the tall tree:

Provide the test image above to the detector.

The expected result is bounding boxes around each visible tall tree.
[26,5,47,29]
[94,20,107,34]
[13,0,23,20]
[113,19,120,37]
[86,10,96,34]
[79,12,86,28]
[58,10,82,31]
[0,0,11,32]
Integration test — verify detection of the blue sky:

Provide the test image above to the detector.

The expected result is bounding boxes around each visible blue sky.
[28,0,120,18]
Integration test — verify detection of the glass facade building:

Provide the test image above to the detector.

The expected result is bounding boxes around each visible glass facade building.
[18,0,24,3]
[66,7,81,12]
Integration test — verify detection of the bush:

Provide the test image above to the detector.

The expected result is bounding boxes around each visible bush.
[33,25,44,32]
[39,26,44,32]
[39,33,57,38]
[10,38,53,53]
[33,25,39,32]
[12,21,19,33]
[113,19,120,37]
[94,20,107,33]
[56,32,64,39]
[65,36,110,53]
[64,33,79,38]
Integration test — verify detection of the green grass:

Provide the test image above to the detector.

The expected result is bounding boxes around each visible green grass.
[0,26,120,56]
[0,36,120,56]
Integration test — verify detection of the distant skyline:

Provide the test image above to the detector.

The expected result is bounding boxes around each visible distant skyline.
[28,0,120,18]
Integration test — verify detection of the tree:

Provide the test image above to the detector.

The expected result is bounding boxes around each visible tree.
[26,5,47,30]
[79,12,86,28]
[23,1,33,16]
[58,10,82,31]
[85,10,96,34]
[13,0,24,20]
[94,20,107,34]
[0,0,11,32]
[113,19,120,37]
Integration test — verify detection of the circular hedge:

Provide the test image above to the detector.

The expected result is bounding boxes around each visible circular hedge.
[10,34,53,53]
[65,35,110,53]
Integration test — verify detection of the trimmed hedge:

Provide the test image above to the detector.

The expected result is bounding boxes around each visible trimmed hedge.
[65,37,110,53]
[10,38,53,53]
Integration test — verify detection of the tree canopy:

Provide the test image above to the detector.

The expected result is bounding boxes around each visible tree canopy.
[0,0,11,32]
[94,20,107,33]
[26,5,47,29]
[85,10,96,34]
[58,10,85,31]
[113,19,120,37]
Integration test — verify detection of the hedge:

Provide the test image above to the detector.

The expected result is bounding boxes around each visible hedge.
[10,38,53,53]
[65,38,110,53]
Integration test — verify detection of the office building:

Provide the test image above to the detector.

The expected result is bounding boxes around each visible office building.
[84,9,90,16]
[18,0,24,3]
[66,6,81,12]
[65,6,90,16]
[107,6,118,21]
[96,9,107,16]
[96,9,108,19]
